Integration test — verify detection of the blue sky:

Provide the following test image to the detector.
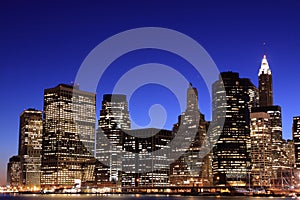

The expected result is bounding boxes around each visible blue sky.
[1,0,300,185]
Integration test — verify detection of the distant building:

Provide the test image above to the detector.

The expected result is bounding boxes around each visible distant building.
[282,139,295,169]
[258,54,273,107]
[280,139,295,186]
[293,116,300,170]
[41,84,96,188]
[96,94,131,185]
[250,112,272,187]
[212,72,254,186]
[170,85,212,186]
[18,108,43,188]
[7,156,21,188]
[122,128,173,187]
[293,116,300,185]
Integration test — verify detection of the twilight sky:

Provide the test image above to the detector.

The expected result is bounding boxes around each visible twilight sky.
[1,0,300,185]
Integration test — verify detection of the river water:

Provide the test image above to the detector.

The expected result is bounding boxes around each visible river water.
[0,194,295,200]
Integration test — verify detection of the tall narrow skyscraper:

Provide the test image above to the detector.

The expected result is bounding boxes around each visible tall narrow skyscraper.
[41,84,96,188]
[96,94,131,184]
[251,106,283,182]
[19,109,43,188]
[212,72,254,186]
[250,112,272,187]
[293,116,300,169]
[258,54,273,107]
[255,54,286,185]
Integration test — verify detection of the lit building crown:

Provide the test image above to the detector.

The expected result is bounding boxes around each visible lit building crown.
[258,54,271,76]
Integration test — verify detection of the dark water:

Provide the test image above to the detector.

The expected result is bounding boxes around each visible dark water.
[0,194,295,200]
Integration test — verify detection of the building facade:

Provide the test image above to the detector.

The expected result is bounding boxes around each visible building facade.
[250,112,272,187]
[293,116,300,185]
[294,116,300,169]
[96,94,131,185]
[212,72,253,186]
[252,106,283,183]
[253,54,287,185]
[281,139,295,186]
[41,84,96,188]
[122,128,173,187]
[170,85,213,186]
[7,156,21,188]
[18,108,43,188]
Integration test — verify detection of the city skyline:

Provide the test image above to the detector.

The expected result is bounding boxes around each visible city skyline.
[1,0,300,186]
[4,71,294,190]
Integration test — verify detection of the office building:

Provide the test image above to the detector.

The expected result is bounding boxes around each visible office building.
[18,108,43,188]
[280,139,295,186]
[122,128,173,187]
[41,84,96,188]
[212,72,253,186]
[7,156,21,188]
[293,116,300,185]
[282,139,295,168]
[96,94,131,184]
[252,106,283,182]
[253,54,286,184]
[170,85,212,186]
[250,112,272,187]
[293,116,300,169]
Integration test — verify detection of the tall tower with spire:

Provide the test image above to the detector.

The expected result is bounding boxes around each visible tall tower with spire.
[255,54,288,185]
[258,54,273,107]
[170,84,212,186]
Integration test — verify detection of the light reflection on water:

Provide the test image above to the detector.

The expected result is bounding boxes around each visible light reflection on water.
[0,194,295,200]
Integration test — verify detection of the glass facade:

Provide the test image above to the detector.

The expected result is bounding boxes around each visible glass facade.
[293,116,300,169]
[252,106,283,182]
[250,112,272,187]
[96,94,131,185]
[19,109,43,188]
[212,72,254,186]
[41,84,96,188]
[122,128,172,187]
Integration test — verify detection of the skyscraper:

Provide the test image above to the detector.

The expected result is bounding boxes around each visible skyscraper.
[254,54,286,185]
[212,72,254,186]
[250,112,272,187]
[293,116,300,169]
[96,94,131,184]
[170,85,212,186]
[41,84,96,188]
[258,54,273,107]
[19,108,43,188]
[252,105,283,183]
